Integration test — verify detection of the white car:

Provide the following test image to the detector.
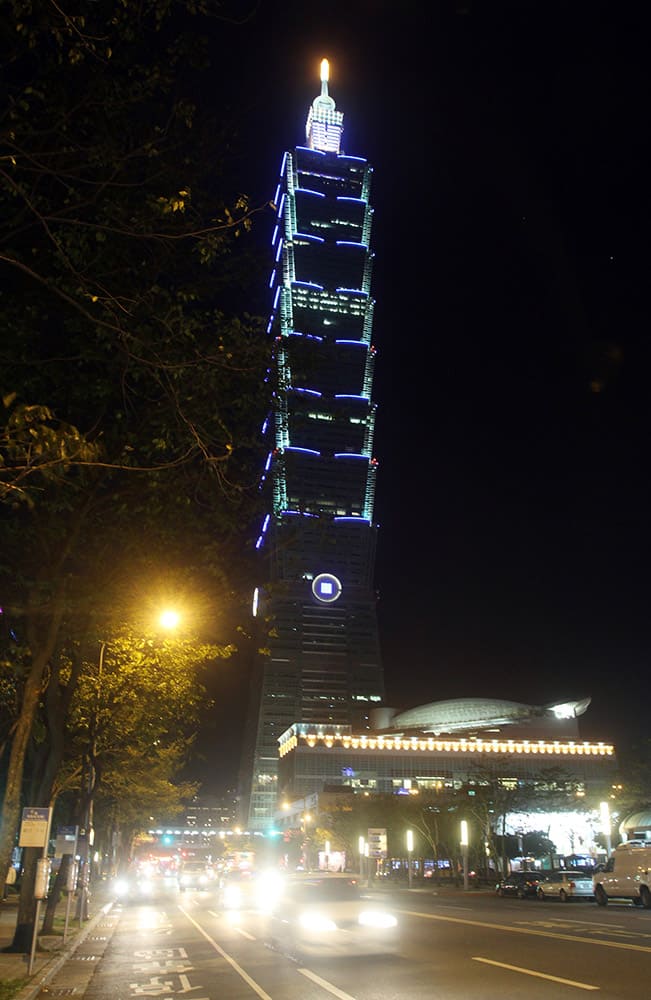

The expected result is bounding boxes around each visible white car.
[178,861,212,891]
[536,870,594,901]
[264,876,400,958]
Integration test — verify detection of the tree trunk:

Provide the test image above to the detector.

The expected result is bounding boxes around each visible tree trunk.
[0,585,65,889]
[42,854,72,935]
[0,668,47,906]
[5,848,39,953]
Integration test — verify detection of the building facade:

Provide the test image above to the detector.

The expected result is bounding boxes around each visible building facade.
[243,62,385,831]
[276,697,616,798]
[277,721,616,804]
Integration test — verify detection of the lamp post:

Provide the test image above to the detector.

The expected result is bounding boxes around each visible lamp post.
[358,835,365,881]
[600,801,612,857]
[460,820,469,891]
[302,811,312,871]
[75,639,106,921]
[324,839,330,873]
[406,829,414,889]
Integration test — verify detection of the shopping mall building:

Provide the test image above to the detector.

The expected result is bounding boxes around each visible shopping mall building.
[275,696,618,859]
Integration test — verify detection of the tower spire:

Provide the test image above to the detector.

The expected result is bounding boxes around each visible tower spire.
[320,57,330,97]
[306,57,344,153]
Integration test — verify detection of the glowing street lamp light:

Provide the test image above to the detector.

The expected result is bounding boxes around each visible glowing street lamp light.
[159,609,180,630]
[406,829,414,889]
[460,820,469,891]
[600,801,612,857]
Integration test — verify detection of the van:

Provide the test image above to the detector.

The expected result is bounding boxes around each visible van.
[593,841,651,908]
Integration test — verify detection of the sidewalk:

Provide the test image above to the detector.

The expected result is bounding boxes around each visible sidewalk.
[0,886,113,999]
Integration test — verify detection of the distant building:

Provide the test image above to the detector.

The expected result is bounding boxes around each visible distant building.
[153,792,238,838]
[183,792,238,830]
[242,60,384,831]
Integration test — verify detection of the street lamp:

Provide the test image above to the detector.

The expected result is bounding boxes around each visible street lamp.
[159,608,181,630]
[406,829,414,889]
[460,820,469,891]
[600,801,612,857]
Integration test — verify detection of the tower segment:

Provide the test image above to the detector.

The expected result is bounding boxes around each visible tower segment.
[243,62,384,831]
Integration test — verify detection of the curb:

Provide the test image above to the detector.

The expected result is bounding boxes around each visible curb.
[13,900,115,1000]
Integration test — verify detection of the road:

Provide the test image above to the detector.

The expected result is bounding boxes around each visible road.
[36,882,651,1000]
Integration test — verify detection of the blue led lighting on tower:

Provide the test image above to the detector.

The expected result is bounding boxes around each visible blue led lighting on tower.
[242,61,385,831]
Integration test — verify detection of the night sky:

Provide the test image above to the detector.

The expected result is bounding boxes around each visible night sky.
[200,1,650,792]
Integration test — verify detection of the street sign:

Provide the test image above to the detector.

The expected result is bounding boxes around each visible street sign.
[19,807,53,849]
[367,827,387,858]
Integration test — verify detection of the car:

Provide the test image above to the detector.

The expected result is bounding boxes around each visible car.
[177,861,213,891]
[217,868,263,910]
[263,876,400,959]
[113,870,174,903]
[593,842,651,908]
[495,871,548,898]
[536,870,594,901]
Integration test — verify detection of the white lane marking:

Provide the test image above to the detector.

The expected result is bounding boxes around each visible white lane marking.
[235,927,256,941]
[473,956,599,991]
[403,909,651,954]
[515,918,651,941]
[298,967,358,999]
[179,906,272,1000]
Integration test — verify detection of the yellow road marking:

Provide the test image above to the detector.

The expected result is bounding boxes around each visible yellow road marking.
[473,956,599,990]
[403,909,651,954]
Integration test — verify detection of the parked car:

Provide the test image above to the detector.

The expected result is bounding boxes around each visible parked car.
[593,842,651,908]
[495,871,548,898]
[263,876,400,959]
[536,870,594,901]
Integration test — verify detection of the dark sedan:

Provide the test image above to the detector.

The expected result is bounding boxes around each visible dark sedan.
[496,871,548,898]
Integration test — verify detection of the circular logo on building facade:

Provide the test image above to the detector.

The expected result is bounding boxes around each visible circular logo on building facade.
[312,573,342,603]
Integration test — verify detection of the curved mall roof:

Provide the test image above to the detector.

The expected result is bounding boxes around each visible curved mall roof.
[620,811,651,837]
[389,696,591,735]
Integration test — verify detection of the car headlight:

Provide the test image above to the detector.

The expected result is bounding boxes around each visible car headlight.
[115,879,130,896]
[139,879,153,895]
[199,874,208,885]
[256,871,284,911]
[358,910,398,929]
[224,885,242,907]
[298,912,337,932]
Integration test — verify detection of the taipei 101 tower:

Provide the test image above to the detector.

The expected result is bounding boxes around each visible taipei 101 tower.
[242,61,385,831]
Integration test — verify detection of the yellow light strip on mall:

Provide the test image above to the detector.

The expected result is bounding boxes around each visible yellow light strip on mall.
[278,731,615,758]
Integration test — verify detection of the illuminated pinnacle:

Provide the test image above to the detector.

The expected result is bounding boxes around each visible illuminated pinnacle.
[306,56,344,153]
[320,58,330,95]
